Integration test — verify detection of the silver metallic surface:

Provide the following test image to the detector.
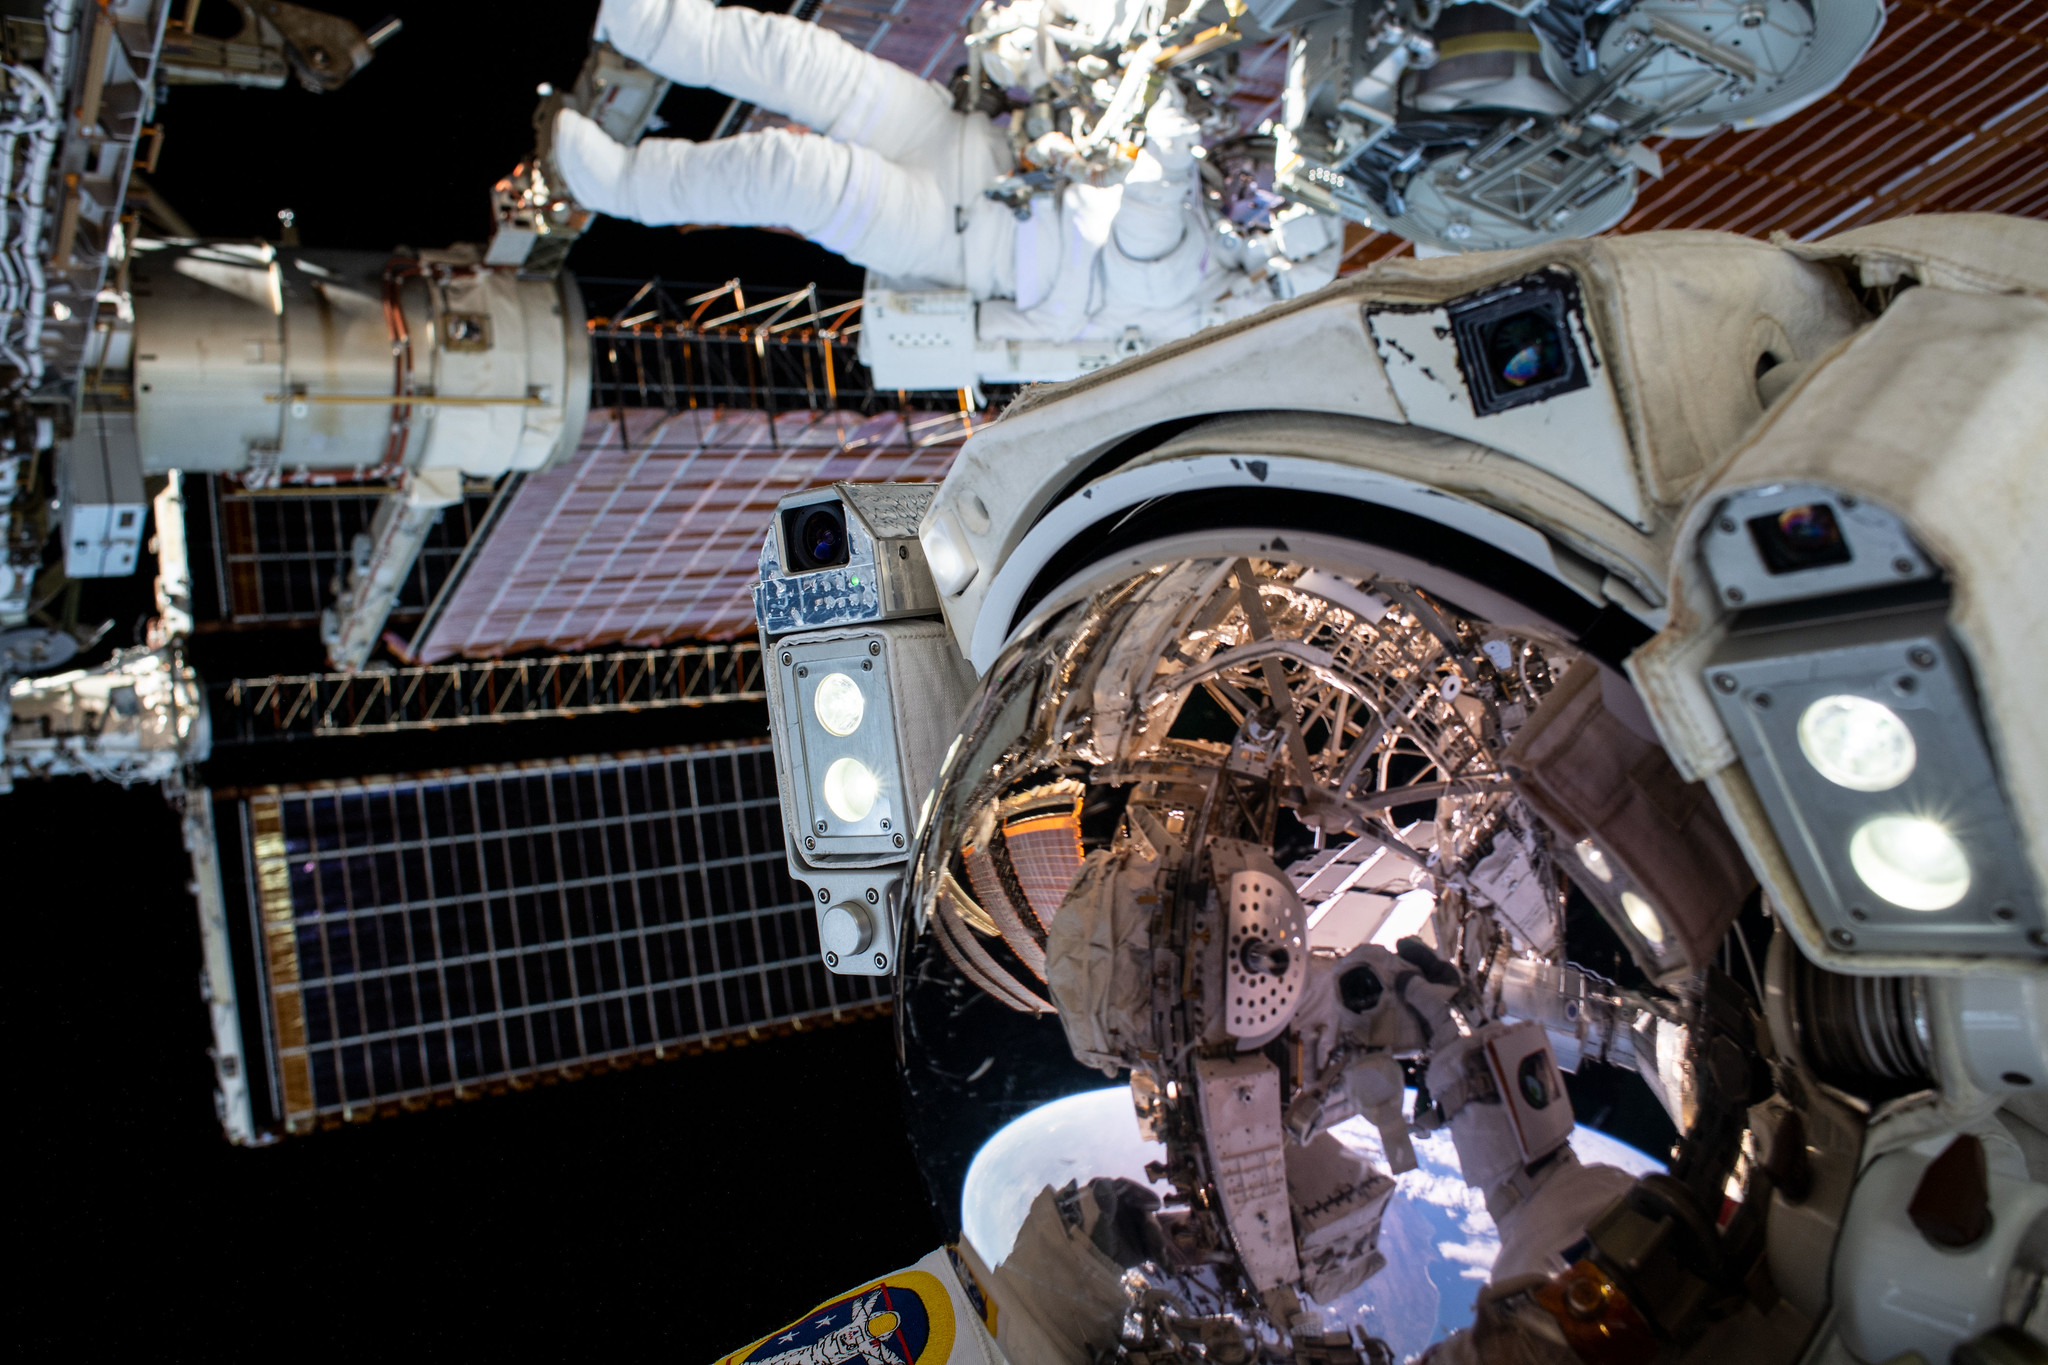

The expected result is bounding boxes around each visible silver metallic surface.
[804,866,906,977]
[1274,0,1880,251]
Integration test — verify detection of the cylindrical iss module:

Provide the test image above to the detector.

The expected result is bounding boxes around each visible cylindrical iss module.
[128,241,588,480]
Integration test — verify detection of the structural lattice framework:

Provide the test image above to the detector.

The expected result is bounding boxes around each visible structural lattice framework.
[218,643,765,741]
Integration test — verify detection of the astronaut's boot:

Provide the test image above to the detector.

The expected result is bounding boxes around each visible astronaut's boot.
[595,0,714,75]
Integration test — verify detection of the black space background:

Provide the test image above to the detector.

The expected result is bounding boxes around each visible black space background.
[14,3,929,1357]
[150,0,867,291]
[11,5,1675,1354]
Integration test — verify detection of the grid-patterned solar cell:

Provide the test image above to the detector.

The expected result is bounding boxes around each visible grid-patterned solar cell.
[962,844,1013,936]
[239,743,883,1133]
[413,406,985,660]
[1002,814,1085,929]
[193,480,499,628]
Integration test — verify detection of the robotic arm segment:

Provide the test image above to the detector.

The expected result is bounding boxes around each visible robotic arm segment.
[156,2,391,94]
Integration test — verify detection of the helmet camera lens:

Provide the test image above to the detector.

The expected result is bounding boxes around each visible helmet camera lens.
[1748,502,1853,575]
[781,500,852,572]
[1483,311,1568,390]
[802,508,845,565]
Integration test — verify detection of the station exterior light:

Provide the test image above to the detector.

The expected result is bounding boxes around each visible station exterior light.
[1797,694,1916,793]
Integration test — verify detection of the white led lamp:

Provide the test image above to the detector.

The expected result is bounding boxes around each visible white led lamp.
[772,633,909,864]
[761,615,979,977]
[1562,833,1690,983]
[764,629,913,980]
[812,671,866,738]
[1705,604,2044,961]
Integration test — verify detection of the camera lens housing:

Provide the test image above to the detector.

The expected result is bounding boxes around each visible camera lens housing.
[1447,271,1592,417]
[1749,502,1853,575]
[781,500,850,572]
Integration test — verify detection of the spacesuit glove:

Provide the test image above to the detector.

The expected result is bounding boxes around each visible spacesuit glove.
[1395,935,1461,988]
[1397,972,1464,1051]
[1266,245,1340,300]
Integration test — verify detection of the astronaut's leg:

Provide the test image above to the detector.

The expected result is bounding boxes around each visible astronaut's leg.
[596,0,955,164]
[553,114,960,284]
[1111,88,1202,264]
[1097,90,1222,316]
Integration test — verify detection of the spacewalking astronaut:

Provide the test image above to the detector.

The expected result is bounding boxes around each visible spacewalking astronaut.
[553,0,1343,355]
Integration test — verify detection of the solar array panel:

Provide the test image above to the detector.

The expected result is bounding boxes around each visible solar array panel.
[235,743,883,1135]
[1003,814,1085,927]
[192,479,500,630]
[414,405,984,660]
[1620,0,2047,236]
[963,844,1020,936]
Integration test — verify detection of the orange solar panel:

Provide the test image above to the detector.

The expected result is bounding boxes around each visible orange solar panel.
[417,405,983,660]
[1002,812,1087,929]
[963,842,1012,930]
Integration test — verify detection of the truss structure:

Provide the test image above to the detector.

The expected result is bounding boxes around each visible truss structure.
[219,643,765,741]
[583,277,995,416]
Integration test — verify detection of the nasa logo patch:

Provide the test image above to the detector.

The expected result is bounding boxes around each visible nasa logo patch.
[722,1269,957,1365]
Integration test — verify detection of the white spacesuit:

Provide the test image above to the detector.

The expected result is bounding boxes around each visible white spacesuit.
[553,0,1341,358]
[740,214,2048,1365]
